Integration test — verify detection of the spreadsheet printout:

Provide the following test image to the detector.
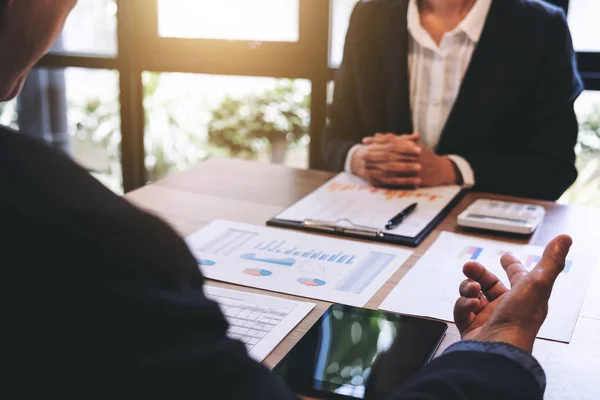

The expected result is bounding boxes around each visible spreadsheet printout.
[204,285,315,362]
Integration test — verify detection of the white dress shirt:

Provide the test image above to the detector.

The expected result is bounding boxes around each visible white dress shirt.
[345,0,492,188]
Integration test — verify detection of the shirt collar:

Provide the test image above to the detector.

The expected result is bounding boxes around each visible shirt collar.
[458,0,492,42]
[407,0,492,45]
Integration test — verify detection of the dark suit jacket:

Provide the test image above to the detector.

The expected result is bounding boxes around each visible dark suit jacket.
[1,126,542,399]
[322,0,583,201]
[0,0,7,20]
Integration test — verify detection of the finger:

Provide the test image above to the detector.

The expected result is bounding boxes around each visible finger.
[530,235,573,296]
[459,279,490,311]
[365,142,422,157]
[404,132,420,142]
[500,254,529,288]
[459,279,482,298]
[363,133,420,145]
[454,296,480,333]
[362,150,419,163]
[367,173,421,188]
[363,133,395,145]
[463,261,508,301]
[367,133,419,143]
[366,161,421,175]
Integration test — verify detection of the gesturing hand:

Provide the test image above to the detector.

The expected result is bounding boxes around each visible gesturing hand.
[453,235,572,353]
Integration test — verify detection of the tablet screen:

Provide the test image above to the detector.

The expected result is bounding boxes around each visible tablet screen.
[273,304,447,399]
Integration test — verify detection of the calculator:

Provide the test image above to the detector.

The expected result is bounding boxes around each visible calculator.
[457,199,545,235]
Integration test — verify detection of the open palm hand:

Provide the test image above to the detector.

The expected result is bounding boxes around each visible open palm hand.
[454,235,572,353]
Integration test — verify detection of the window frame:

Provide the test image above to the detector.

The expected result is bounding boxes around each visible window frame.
[28,0,600,192]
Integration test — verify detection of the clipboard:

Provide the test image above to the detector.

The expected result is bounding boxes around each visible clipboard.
[267,173,464,247]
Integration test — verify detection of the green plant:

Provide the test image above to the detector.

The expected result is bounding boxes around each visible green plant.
[0,99,19,129]
[560,104,600,206]
[207,80,310,163]
[578,104,600,155]
[143,72,209,181]
[70,96,121,163]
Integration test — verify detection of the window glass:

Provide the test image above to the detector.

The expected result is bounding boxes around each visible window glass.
[158,0,299,42]
[331,0,600,59]
[330,0,359,67]
[16,68,122,193]
[327,81,336,105]
[560,91,600,206]
[567,0,600,52]
[50,0,118,56]
[0,98,18,129]
[143,72,310,181]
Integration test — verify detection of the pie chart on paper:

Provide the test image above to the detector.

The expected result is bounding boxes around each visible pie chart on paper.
[244,268,273,277]
[298,277,327,287]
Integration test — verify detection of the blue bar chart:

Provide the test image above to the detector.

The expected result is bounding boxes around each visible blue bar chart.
[187,220,413,307]
[253,240,356,265]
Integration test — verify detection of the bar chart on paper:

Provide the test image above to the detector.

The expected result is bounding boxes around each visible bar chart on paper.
[459,246,484,261]
[242,239,358,266]
[186,220,413,306]
[379,232,596,342]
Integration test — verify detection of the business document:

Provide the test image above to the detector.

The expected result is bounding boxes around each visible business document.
[187,220,413,306]
[379,232,597,343]
[275,173,461,238]
[205,286,315,362]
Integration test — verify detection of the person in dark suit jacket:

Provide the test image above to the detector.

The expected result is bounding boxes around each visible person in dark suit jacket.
[323,0,583,201]
[0,0,572,398]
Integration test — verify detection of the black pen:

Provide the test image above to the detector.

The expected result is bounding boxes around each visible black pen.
[385,203,418,230]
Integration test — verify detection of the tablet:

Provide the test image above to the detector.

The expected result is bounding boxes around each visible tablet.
[273,304,448,400]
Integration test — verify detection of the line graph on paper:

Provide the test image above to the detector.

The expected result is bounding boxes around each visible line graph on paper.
[275,173,462,238]
[327,182,445,202]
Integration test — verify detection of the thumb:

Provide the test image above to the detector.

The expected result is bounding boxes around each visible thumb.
[531,234,572,289]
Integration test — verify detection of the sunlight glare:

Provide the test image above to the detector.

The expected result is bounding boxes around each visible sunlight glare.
[158,0,299,42]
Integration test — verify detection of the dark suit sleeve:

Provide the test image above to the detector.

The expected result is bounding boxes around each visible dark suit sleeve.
[0,129,297,398]
[95,209,299,398]
[385,351,543,400]
[321,2,367,172]
[458,10,582,201]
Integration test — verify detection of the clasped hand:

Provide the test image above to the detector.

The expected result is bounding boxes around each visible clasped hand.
[351,133,457,188]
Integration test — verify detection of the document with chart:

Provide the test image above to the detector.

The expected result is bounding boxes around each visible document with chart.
[269,173,462,246]
[204,286,315,362]
[379,232,598,343]
[187,220,413,306]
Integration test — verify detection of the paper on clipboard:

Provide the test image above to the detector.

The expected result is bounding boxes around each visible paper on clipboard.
[275,173,462,238]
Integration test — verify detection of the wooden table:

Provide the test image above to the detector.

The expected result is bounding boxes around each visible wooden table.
[126,158,600,400]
